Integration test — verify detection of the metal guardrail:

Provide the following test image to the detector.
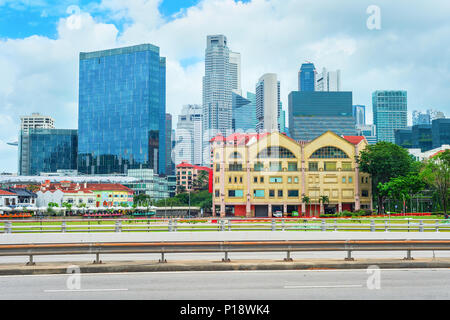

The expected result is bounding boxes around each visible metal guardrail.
[1,218,450,233]
[1,239,450,265]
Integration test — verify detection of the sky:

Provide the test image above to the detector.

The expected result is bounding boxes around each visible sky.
[0,0,449,173]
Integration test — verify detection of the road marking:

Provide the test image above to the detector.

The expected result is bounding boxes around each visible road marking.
[284,285,363,289]
[44,288,128,293]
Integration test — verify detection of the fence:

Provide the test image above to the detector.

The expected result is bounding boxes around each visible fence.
[1,217,450,233]
[1,239,450,265]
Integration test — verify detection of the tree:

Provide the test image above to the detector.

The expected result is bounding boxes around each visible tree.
[379,174,426,213]
[133,194,151,206]
[357,141,414,214]
[421,150,450,218]
[302,195,310,214]
[193,170,209,191]
[319,195,329,215]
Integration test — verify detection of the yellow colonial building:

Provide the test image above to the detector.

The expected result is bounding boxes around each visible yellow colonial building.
[211,131,372,217]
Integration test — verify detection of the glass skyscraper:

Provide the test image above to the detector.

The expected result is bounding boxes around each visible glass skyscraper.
[19,129,78,175]
[288,91,356,141]
[232,91,256,132]
[77,44,166,175]
[372,90,407,143]
[298,63,316,92]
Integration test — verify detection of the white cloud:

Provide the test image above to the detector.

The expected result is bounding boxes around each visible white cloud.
[1,0,450,172]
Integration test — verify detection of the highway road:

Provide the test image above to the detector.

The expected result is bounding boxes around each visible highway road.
[0,269,448,300]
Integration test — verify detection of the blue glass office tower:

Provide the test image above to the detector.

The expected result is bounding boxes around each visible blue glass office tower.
[298,63,316,92]
[19,129,78,175]
[373,90,407,143]
[78,44,166,174]
[288,91,356,141]
[232,92,257,132]
[431,118,450,149]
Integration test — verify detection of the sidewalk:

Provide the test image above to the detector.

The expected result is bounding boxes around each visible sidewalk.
[1,258,450,275]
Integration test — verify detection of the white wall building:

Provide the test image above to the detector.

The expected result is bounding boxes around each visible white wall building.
[315,67,341,92]
[175,104,203,166]
[20,113,55,133]
[408,145,450,161]
[256,73,281,133]
[229,51,242,96]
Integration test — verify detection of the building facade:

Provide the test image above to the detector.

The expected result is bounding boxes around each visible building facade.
[372,90,407,143]
[353,105,366,126]
[165,113,174,175]
[176,162,212,193]
[232,92,256,132]
[432,118,450,149]
[288,91,356,141]
[175,104,203,166]
[256,73,281,133]
[211,131,372,217]
[19,129,78,176]
[20,113,55,133]
[126,169,172,202]
[356,124,377,144]
[78,44,166,175]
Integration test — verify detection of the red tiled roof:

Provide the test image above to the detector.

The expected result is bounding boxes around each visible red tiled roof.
[176,162,194,168]
[0,190,16,196]
[210,132,270,145]
[194,165,212,172]
[429,150,446,159]
[343,136,366,145]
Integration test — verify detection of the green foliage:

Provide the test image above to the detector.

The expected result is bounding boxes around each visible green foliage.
[302,195,310,204]
[48,202,59,208]
[133,194,151,206]
[154,190,212,212]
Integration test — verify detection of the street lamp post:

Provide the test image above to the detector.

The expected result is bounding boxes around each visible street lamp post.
[188,190,191,218]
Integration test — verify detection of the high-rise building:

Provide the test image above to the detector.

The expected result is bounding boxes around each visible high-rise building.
[20,113,55,133]
[165,113,174,175]
[412,110,431,125]
[288,91,356,141]
[256,73,281,132]
[19,129,78,176]
[202,35,233,165]
[77,44,166,175]
[315,67,341,92]
[372,90,407,143]
[229,51,242,96]
[432,118,450,149]
[278,109,286,134]
[356,124,377,144]
[232,92,256,132]
[353,105,366,126]
[175,104,203,166]
[298,63,316,92]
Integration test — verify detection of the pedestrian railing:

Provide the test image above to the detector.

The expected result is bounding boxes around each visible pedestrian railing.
[0,218,450,233]
[1,239,450,265]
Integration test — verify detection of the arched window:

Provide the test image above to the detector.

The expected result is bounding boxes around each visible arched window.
[229,151,242,159]
[257,146,296,159]
[310,146,349,159]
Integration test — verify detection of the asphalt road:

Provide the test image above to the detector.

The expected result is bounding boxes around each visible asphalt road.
[0,269,448,300]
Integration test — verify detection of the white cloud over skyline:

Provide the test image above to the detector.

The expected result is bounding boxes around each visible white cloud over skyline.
[1,0,450,172]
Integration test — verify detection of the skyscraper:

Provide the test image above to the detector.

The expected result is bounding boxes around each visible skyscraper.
[298,63,316,92]
[202,35,233,165]
[256,73,281,132]
[20,113,55,133]
[315,67,341,92]
[175,104,203,166]
[165,113,174,175]
[19,129,78,175]
[372,90,407,143]
[232,92,256,132]
[353,105,366,126]
[288,91,356,141]
[229,51,242,95]
[77,44,166,174]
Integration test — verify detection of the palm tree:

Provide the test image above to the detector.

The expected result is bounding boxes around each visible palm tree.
[319,195,329,215]
[302,195,310,216]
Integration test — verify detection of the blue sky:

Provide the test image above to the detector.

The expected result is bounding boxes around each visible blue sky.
[0,0,449,173]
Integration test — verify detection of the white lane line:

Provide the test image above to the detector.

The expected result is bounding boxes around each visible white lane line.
[44,288,128,293]
[284,285,363,289]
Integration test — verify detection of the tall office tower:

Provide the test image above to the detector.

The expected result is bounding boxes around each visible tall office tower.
[176,104,203,166]
[232,92,256,132]
[315,67,341,92]
[165,113,174,175]
[356,124,377,144]
[229,51,242,96]
[256,73,281,132]
[372,90,407,143]
[298,63,316,91]
[278,109,286,134]
[19,129,78,175]
[412,110,431,125]
[77,44,166,175]
[288,91,356,141]
[353,105,366,126]
[202,35,233,165]
[432,118,450,149]
[20,113,55,133]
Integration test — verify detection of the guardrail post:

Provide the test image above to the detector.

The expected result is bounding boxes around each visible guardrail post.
[404,250,414,260]
[174,220,178,232]
[227,219,231,231]
[345,251,354,261]
[115,221,122,232]
[321,220,326,232]
[159,252,167,263]
[370,220,375,232]
[435,221,439,232]
[93,253,102,264]
[220,219,225,231]
[61,221,67,233]
[222,251,231,262]
[334,219,337,232]
[284,251,293,262]
[168,219,173,232]
[5,222,12,234]
[271,220,276,231]
[26,255,35,266]
[419,220,424,232]
[282,219,285,231]
[384,220,388,232]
